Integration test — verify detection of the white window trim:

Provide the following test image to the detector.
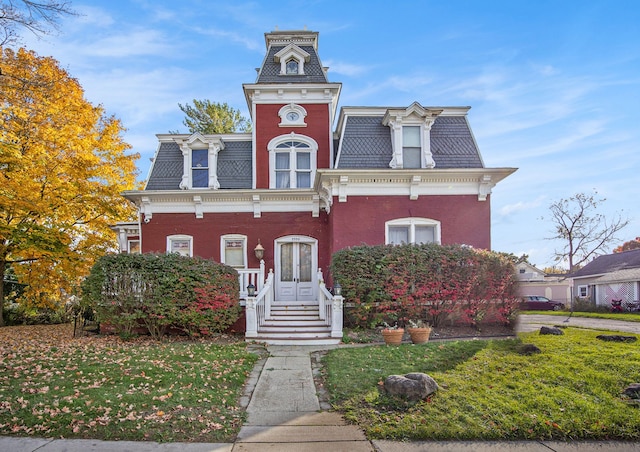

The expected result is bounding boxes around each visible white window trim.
[127,239,140,254]
[167,234,193,257]
[385,218,441,245]
[578,285,589,298]
[267,133,318,189]
[382,103,441,169]
[278,103,307,127]
[178,133,224,190]
[220,234,248,268]
[274,43,310,75]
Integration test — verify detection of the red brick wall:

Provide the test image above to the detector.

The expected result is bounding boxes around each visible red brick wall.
[140,211,332,275]
[254,103,332,188]
[328,194,492,251]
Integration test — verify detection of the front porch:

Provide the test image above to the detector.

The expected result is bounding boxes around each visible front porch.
[238,265,344,345]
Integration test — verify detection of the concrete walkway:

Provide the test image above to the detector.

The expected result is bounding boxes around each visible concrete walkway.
[516,313,640,334]
[235,344,373,451]
[3,316,640,451]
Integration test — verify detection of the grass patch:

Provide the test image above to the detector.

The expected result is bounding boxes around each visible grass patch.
[324,329,640,441]
[0,324,258,442]
[523,311,640,322]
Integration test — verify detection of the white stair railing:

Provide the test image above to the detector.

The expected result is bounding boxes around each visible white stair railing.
[238,260,265,300]
[245,269,274,338]
[317,269,344,339]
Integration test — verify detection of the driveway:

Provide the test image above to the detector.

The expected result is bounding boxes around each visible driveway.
[516,313,640,334]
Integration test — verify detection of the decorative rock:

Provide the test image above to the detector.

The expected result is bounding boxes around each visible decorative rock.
[384,372,438,402]
[540,326,564,335]
[517,343,542,355]
[623,383,640,399]
[596,334,637,343]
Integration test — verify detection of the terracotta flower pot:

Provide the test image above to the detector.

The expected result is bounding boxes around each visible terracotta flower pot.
[408,327,431,344]
[381,328,404,345]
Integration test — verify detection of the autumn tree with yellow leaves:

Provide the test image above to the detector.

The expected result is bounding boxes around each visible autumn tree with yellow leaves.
[0,47,139,325]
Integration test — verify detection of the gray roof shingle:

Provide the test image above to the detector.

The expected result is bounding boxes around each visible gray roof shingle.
[257,45,328,84]
[571,249,640,278]
[337,114,484,169]
[145,140,252,190]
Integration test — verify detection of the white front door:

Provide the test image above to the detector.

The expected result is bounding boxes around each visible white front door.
[275,236,317,302]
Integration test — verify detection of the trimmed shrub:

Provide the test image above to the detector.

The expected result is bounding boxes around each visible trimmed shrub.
[331,243,519,329]
[81,253,240,339]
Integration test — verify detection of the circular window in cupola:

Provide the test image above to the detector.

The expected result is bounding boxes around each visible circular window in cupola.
[278,103,307,127]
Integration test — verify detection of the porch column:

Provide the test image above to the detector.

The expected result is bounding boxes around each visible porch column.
[331,295,344,338]
[245,297,258,338]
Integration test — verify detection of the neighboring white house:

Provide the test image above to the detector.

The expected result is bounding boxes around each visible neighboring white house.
[571,249,640,310]
[515,262,572,305]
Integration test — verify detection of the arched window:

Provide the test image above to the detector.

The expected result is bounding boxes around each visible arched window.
[267,134,318,189]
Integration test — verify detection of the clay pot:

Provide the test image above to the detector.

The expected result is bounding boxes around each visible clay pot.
[408,327,432,344]
[381,328,404,345]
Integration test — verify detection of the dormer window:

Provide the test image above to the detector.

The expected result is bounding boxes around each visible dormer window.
[178,133,224,190]
[382,102,442,169]
[191,148,209,187]
[286,59,299,75]
[402,126,421,169]
[275,43,310,76]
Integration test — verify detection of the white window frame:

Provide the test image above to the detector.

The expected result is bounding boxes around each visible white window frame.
[167,234,193,257]
[178,133,224,190]
[220,234,247,268]
[578,285,589,298]
[127,239,140,254]
[385,218,441,245]
[274,43,310,75]
[267,134,318,189]
[382,103,439,169]
[278,103,307,127]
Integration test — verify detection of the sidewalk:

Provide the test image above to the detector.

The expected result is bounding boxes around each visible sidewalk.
[3,320,640,451]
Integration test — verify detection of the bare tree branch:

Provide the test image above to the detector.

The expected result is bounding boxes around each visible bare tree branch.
[544,190,629,272]
[0,0,76,47]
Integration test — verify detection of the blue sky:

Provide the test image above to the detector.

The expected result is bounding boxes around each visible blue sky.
[21,0,640,269]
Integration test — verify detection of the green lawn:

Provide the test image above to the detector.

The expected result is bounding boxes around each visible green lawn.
[0,324,258,442]
[324,328,640,441]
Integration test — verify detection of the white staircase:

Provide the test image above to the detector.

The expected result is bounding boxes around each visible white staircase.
[251,301,340,346]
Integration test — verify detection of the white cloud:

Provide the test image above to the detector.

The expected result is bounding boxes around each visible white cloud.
[499,196,546,217]
[323,59,369,77]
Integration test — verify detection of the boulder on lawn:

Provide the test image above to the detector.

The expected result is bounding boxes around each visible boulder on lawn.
[623,383,640,399]
[540,326,564,335]
[384,372,438,402]
[517,343,542,355]
[596,334,637,343]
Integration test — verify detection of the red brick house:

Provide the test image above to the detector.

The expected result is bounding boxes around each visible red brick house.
[119,30,516,344]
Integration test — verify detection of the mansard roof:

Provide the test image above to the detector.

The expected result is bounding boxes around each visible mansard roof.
[335,108,484,169]
[255,30,328,84]
[145,136,252,191]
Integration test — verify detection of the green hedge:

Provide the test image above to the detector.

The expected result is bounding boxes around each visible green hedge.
[81,253,240,339]
[330,243,519,328]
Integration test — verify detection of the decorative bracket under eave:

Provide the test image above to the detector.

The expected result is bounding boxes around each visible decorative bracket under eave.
[253,194,261,218]
[141,196,152,222]
[193,195,203,219]
[478,174,494,201]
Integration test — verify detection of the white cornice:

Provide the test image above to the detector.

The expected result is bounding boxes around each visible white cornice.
[123,189,324,220]
[315,168,517,203]
[126,167,517,221]
[243,83,342,122]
